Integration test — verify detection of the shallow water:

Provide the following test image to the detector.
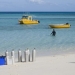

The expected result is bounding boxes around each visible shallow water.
[0,12,75,56]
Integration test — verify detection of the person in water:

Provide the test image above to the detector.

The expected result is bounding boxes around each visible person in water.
[51,29,56,36]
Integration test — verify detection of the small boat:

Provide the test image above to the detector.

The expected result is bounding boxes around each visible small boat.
[19,15,40,25]
[49,23,71,28]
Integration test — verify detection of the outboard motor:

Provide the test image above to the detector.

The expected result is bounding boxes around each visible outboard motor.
[38,21,40,23]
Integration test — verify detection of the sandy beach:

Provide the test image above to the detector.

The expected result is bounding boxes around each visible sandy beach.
[0,53,75,75]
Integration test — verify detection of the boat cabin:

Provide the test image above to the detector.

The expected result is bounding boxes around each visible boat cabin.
[22,16,32,21]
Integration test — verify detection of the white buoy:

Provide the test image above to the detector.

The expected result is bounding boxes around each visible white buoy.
[18,50,22,62]
[32,48,36,62]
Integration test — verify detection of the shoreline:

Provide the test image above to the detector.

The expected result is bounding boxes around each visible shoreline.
[0,53,75,75]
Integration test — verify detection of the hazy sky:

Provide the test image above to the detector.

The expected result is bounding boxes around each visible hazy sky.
[0,0,75,12]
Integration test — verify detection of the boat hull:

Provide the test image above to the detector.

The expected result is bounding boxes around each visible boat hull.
[19,20,39,24]
[49,24,70,28]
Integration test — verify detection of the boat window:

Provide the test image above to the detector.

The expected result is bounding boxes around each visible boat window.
[66,23,69,24]
[22,16,28,19]
[29,17,31,20]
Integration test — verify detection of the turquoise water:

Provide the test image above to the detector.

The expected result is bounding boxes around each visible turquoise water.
[0,12,75,56]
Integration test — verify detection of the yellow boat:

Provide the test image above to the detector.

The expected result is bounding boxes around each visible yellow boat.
[49,23,71,28]
[19,15,40,24]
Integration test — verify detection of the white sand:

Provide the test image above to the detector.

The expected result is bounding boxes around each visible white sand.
[0,54,75,75]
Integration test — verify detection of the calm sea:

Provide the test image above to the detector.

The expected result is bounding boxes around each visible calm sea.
[0,12,75,57]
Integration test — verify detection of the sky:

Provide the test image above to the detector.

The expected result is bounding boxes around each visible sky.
[0,0,75,12]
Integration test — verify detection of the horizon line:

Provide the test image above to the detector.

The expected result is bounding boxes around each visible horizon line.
[0,11,75,12]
